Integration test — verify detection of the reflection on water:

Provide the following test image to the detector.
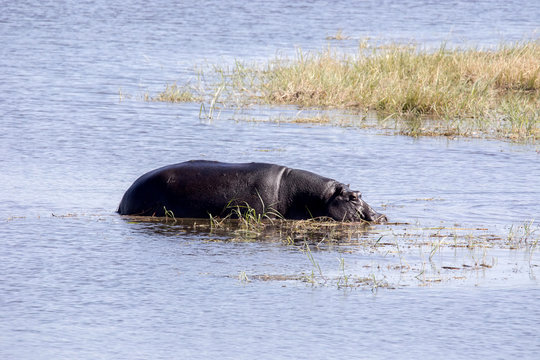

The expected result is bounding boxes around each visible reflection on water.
[1,0,540,359]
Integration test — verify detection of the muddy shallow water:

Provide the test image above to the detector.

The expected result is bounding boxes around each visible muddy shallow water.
[1,0,540,359]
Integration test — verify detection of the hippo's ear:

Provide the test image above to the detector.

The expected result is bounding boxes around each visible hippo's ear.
[348,191,361,201]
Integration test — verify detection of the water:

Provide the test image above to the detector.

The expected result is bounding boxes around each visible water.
[1,1,540,359]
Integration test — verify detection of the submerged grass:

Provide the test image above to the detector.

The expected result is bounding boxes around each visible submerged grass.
[220,40,540,141]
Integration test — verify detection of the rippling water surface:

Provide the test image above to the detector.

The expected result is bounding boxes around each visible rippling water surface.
[1,1,539,359]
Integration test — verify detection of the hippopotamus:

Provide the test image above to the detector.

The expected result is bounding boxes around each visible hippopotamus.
[118,160,386,223]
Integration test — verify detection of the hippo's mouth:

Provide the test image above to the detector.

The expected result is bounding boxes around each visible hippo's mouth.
[353,207,387,223]
[373,213,388,224]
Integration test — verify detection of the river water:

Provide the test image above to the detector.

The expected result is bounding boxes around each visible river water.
[1,1,540,359]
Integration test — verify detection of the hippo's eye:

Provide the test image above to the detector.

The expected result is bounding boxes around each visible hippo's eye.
[349,193,358,201]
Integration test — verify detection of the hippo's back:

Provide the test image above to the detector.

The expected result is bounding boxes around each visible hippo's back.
[118,160,287,216]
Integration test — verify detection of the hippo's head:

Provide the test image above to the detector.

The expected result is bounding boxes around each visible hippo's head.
[325,184,387,223]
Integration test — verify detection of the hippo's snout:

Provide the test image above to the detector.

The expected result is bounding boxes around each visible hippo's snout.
[364,204,387,224]
[351,202,386,223]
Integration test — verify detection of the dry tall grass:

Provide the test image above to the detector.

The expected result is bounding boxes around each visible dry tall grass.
[151,83,200,103]
[227,41,539,140]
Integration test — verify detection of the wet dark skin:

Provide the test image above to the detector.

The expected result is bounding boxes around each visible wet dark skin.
[118,160,387,223]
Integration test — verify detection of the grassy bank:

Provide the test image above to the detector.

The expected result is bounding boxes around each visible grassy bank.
[155,40,540,141]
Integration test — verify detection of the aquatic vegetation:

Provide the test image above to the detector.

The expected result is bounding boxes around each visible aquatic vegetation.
[208,200,284,240]
[199,85,224,121]
[238,271,250,283]
[148,40,539,141]
[150,83,201,103]
[163,206,177,223]
[121,215,539,289]
[325,29,350,41]
[220,40,540,141]
[337,257,349,288]
[507,219,538,248]
[302,243,325,285]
